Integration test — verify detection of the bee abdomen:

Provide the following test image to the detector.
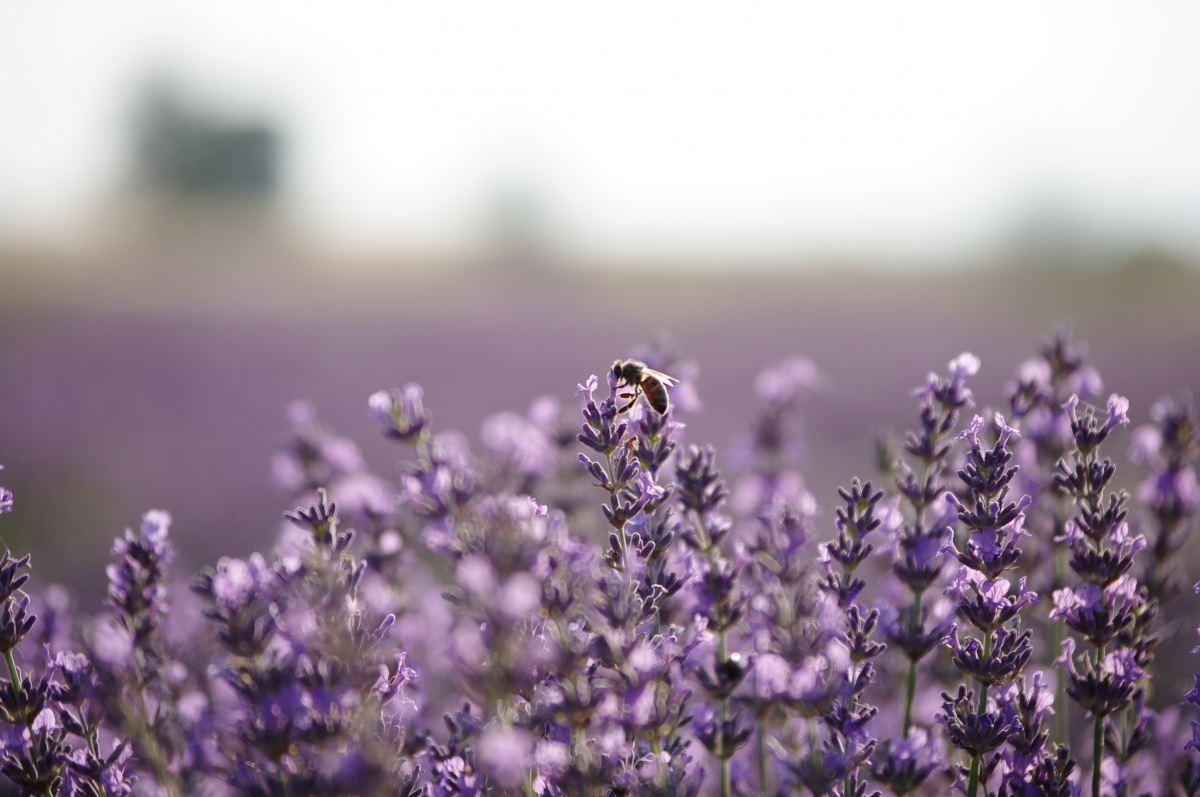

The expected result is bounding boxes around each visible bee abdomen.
[642,380,671,414]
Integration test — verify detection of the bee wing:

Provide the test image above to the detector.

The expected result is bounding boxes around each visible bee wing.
[643,367,679,387]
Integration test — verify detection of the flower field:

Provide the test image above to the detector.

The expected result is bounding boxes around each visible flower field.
[1,264,1199,795]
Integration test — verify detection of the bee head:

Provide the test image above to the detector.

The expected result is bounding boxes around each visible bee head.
[612,359,646,385]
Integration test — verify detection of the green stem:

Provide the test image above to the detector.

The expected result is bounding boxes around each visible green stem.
[902,659,918,739]
[716,560,730,797]
[602,448,618,495]
[718,679,729,797]
[967,753,982,797]
[967,633,992,797]
[651,737,668,789]
[1052,541,1067,746]
[975,675,990,716]
[965,693,987,797]
[902,589,923,737]
[3,650,20,697]
[1090,641,1106,797]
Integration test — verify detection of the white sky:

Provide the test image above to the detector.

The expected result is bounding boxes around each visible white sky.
[2,0,1199,263]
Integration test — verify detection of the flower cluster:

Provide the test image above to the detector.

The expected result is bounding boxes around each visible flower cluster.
[2,329,1199,797]
[936,409,1042,796]
[0,469,135,797]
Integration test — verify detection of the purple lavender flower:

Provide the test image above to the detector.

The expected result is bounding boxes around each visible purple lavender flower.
[1050,392,1158,797]
[727,357,819,521]
[1048,576,1145,650]
[273,400,366,493]
[1004,326,1107,752]
[937,408,1039,797]
[481,399,558,485]
[88,509,197,796]
[991,671,1077,795]
[875,353,981,755]
[871,726,943,796]
[0,466,11,515]
[558,364,705,795]
[741,511,846,794]
[370,383,429,444]
[194,488,422,796]
[942,413,1033,578]
[1006,324,1100,456]
[1185,616,1200,794]
[798,479,885,797]
[474,722,533,789]
[61,739,136,797]
[937,684,1016,761]
[1054,640,1145,720]
[671,444,753,796]
[402,430,480,541]
[0,466,135,797]
[1128,392,1199,606]
[106,509,175,647]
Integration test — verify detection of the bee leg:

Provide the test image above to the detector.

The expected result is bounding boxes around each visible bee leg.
[616,387,641,414]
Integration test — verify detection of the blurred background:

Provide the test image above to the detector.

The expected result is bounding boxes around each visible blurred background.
[2,0,1199,609]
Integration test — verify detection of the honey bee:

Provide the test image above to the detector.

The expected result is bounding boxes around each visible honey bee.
[611,359,678,415]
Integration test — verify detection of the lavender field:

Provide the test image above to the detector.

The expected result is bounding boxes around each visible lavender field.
[2,261,1196,585]
[1,258,1199,795]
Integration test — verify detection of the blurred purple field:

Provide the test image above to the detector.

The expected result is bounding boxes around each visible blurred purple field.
[2,256,1198,599]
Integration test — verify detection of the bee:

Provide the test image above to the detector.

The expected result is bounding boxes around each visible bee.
[611,359,678,415]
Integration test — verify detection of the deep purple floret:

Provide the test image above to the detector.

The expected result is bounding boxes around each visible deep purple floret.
[1186,673,1200,706]
[1186,721,1200,754]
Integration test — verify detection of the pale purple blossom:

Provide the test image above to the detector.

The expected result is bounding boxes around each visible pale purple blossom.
[475,724,532,787]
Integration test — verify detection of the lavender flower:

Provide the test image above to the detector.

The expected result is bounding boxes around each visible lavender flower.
[802,480,884,797]
[871,727,943,797]
[1051,393,1156,797]
[728,357,818,520]
[87,509,203,796]
[369,384,430,444]
[192,489,421,796]
[742,499,846,795]
[938,410,1039,797]
[273,401,365,492]
[568,367,702,796]
[1128,392,1199,605]
[481,398,559,489]
[0,467,11,516]
[878,352,978,753]
[1185,612,1200,796]
[1004,326,1104,750]
[0,467,133,797]
[674,444,749,797]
